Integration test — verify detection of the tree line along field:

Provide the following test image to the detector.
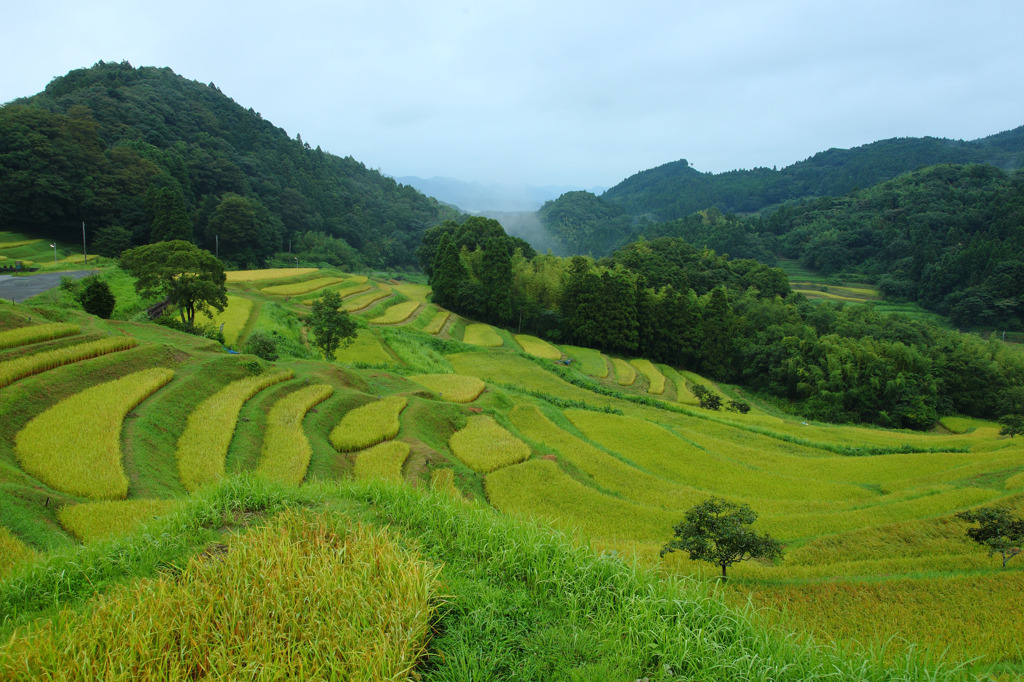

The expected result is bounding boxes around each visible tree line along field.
[1,266,1023,678]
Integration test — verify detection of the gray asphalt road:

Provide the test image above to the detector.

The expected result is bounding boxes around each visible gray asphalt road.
[0,270,94,304]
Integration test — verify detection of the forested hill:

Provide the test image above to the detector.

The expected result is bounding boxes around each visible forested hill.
[0,61,457,268]
[603,128,1024,220]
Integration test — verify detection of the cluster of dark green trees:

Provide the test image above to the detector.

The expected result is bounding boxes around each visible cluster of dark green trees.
[0,61,455,269]
[423,220,1024,429]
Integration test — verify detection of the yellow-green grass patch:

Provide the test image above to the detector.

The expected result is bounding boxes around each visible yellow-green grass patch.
[1005,471,1024,490]
[333,329,394,365]
[16,368,175,500]
[560,345,608,378]
[463,323,504,347]
[257,384,334,486]
[176,371,294,492]
[0,510,440,681]
[423,310,450,334]
[610,357,636,385]
[486,459,676,546]
[430,468,462,500]
[371,300,420,324]
[353,441,411,483]
[0,323,79,349]
[409,374,486,403]
[630,358,665,394]
[0,526,36,576]
[394,282,432,302]
[939,415,998,435]
[660,365,697,403]
[225,267,319,282]
[449,415,530,473]
[58,499,180,543]
[514,334,561,359]
[0,336,138,389]
[343,286,392,312]
[261,276,347,296]
[0,239,42,250]
[330,395,407,452]
[194,295,253,347]
[565,410,871,503]
[346,274,369,284]
[741,572,1024,666]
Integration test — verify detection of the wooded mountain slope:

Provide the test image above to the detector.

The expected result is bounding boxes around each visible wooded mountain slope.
[0,61,456,268]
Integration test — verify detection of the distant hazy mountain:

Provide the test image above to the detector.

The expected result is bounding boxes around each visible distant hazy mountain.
[395,176,605,213]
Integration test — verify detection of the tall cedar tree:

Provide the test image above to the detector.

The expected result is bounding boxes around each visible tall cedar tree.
[481,237,514,324]
[429,233,466,310]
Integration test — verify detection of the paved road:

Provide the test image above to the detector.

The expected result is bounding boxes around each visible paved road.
[0,270,94,304]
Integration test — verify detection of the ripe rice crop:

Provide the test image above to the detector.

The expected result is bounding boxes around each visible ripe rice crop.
[346,274,369,284]
[16,368,175,500]
[194,295,252,347]
[610,357,636,385]
[261,276,346,296]
[353,441,411,483]
[0,510,440,680]
[225,267,318,282]
[330,395,407,452]
[394,282,432,302]
[660,365,697,403]
[463,323,504,347]
[0,336,138,388]
[176,371,293,492]
[409,374,486,403]
[257,384,334,486]
[514,334,561,360]
[0,323,79,349]
[0,527,36,576]
[0,239,42,250]
[486,459,676,545]
[1006,472,1024,489]
[560,345,608,377]
[343,286,392,312]
[58,499,180,543]
[449,415,530,473]
[371,300,420,324]
[630,358,665,394]
[422,310,450,334]
[334,329,394,365]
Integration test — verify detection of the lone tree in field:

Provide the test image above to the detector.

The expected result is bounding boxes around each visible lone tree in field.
[307,290,357,360]
[957,506,1024,568]
[120,240,227,326]
[661,497,782,580]
[999,414,1024,438]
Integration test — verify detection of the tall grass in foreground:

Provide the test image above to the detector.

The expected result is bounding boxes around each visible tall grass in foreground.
[58,499,180,543]
[257,384,334,486]
[449,415,531,473]
[0,323,79,349]
[0,528,36,577]
[330,395,407,451]
[16,368,175,500]
[353,441,411,483]
[0,509,440,681]
[176,371,294,492]
[0,336,138,388]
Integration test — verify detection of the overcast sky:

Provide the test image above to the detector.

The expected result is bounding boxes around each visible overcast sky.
[4,0,1022,188]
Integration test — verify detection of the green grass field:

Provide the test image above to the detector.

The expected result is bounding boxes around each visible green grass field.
[0,269,1022,679]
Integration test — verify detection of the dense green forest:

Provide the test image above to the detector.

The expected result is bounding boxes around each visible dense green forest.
[0,61,457,268]
[423,220,1024,429]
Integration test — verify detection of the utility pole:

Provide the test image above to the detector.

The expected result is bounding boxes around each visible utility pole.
[82,222,87,264]
[215,235,219,258]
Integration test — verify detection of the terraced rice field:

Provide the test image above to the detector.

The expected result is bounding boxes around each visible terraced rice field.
[330,395,407,452]
[514,334,561,359]
[343,286,392,312]
[610,357,636,385]
[560,345,608,377]
[0,527,37,576]
[225,268,319,282]
[0,323,79,349]
[371,300,420,324]
[463,323,504,347]
[334,329,394,365]
[408,374,485,403]
[16,368,175,500]
[449,415,530,473]
[353,441,411,483]
[257,384,334,486]
[422,310,450,334]
[630,358,665,394]
[194,295,253,347]
[176,371,294,492]
[58,499,180,543]
[0,336,138,388]
[261,277,347,296]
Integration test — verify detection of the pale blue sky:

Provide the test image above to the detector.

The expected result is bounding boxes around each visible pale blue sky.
[4,0,1022,187]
